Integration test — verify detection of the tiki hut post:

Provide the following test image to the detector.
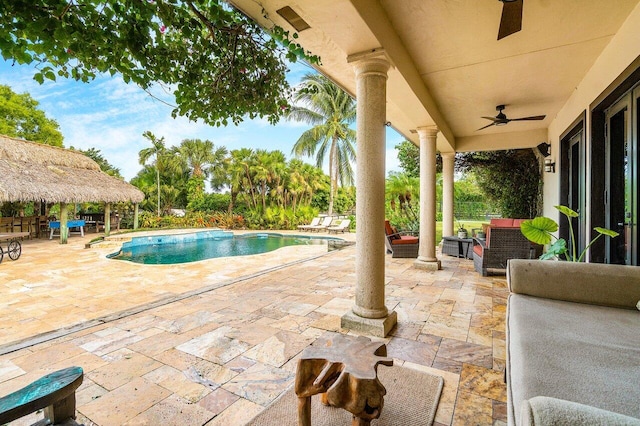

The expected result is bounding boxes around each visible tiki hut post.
[104,203,111,236]
[133,203,139,230]
[60,202,69,244]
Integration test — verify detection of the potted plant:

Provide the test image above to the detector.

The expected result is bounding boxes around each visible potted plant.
[521,205,619,261]
[456,221,468,239]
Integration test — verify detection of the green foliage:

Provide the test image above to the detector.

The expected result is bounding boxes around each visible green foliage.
[187,193,231,212]
[394,140,445,178]
[131,135,331,230]
[137,210,244,230]
[1,1,318,126]
[75,147,122,177]
[288,73,356,214]
[385,172,420,232]
[333,187,356,214]
[243,205,319,230]
[0,85,63,146]
[521,205,619,262]
[458,149,541,218]
[395,141,420,178]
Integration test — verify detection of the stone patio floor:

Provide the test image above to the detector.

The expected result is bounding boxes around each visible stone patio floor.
[0,230,508,425]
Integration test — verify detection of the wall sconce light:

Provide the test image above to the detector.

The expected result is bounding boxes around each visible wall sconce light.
[536,142,551,158]
[544,158,556,173]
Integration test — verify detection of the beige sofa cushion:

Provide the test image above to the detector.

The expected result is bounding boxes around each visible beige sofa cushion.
[521,396,640,425]
[507,294,640,424]
[507,259,640,309]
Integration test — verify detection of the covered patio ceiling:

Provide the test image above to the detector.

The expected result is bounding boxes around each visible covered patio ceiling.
[229,0,640,153]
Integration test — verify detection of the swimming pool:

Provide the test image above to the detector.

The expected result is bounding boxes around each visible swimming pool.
[109,230,346,265]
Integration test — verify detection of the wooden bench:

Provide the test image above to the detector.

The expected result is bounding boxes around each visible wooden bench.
[0,366,83,425]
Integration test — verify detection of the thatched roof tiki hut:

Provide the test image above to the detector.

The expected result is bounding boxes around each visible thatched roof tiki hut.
[0,135,145,243]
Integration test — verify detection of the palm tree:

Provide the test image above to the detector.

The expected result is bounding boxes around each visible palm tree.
[177,138,228,206]
[227,148,256,212]
[179,138,228,180]
[288,73,356,215]
[386,172,420,227]
[139,131,167,216]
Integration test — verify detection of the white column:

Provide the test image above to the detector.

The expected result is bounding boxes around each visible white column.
[442,152,455,237]
[340,52,397,337]
[414,127,441,270]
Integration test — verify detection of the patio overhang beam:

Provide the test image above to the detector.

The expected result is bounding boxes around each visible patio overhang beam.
[455,128,548,153]
[350,0,456,150]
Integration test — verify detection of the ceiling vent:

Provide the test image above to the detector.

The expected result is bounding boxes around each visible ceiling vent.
[276,6,311,32]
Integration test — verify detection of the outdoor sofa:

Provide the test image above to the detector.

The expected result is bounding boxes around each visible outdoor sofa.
[473,218,542,276]
[506,259,640,425]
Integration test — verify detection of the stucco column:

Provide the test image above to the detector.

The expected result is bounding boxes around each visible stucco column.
[442,152,455,237]
[104,203,111,237]
[414,127,441,270]
[133,203,139,230]
[59,202,68,244]
[341,52,397,337]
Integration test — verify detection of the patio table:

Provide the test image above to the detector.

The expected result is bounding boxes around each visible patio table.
[49,220,85,239]
[442,236,474,259]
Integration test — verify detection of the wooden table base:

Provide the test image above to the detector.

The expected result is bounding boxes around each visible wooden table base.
[295,334,393,425]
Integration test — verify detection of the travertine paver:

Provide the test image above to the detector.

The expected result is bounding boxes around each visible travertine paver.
[0,230,508,425]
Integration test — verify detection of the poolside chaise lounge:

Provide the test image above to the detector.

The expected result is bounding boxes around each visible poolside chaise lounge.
[306,216,334,232]
[327,219,350,233]
[297,217,321,231]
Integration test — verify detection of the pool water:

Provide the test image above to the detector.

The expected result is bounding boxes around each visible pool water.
[109,231,345,265]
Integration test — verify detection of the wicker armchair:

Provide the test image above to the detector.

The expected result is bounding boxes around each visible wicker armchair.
[384,220,419,258]
[472,221,542,276]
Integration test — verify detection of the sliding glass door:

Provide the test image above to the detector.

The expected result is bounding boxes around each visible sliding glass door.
[606,86,640,265]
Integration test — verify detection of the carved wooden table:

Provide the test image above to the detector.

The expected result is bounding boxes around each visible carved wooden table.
[295,334,393,426]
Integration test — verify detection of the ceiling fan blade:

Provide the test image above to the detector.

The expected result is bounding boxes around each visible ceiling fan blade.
[476,122,497,131]
[511,115,546,121]
[481,116,500,121]
[497,0,523,40]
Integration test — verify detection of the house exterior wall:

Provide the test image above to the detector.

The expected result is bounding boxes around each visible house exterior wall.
[545,2,640,226]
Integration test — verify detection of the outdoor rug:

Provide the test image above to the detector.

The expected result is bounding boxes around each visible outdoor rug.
[247,365,444,425]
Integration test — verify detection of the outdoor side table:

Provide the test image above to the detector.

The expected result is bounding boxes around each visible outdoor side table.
[295,334,393,426]
[442,236,474,259]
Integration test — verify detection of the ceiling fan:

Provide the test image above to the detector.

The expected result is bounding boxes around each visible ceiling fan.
[477,105,545,131]
[497,0,523,40]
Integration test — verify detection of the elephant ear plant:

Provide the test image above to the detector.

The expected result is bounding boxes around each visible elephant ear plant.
[521,205,619,261]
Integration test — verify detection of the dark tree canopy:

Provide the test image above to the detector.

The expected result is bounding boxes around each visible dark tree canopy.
[458,149,541,218]
[1,1,318,126]
[0,85,63,146]
[75,147,122,178]
[395,140,443,178]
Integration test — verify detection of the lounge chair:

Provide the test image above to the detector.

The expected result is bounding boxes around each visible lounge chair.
[306,216,334,232]
[297,217,321,231]
[298,217,322,231]
[384,220,419,258]
[327,219,351,233]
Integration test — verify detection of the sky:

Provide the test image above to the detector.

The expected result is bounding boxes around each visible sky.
[0,59,404,183]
